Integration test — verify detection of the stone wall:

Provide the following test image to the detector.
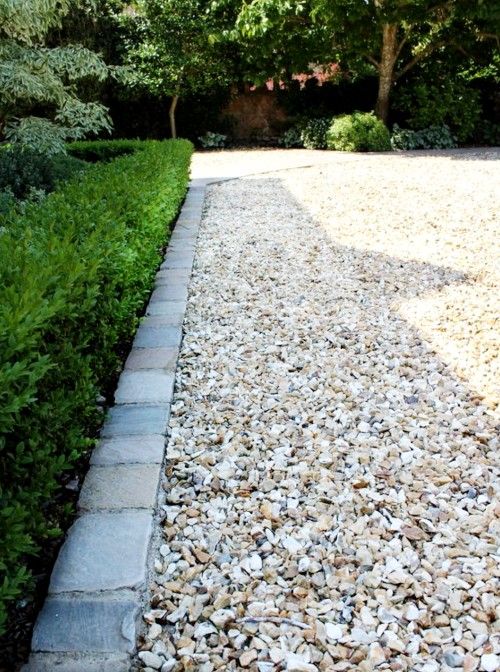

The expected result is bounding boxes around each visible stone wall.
[221,87,289,141]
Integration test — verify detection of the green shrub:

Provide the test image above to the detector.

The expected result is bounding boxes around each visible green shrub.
[472,120,500,147]
[278,125,305,148]
[0,189,16,218]
[394,76,481,143]
[326,112,391,152]
[301,117,331,150]
[0,139,193,633]
[198,131,228,149]
[0,147,87,200]
[391,124,457,150]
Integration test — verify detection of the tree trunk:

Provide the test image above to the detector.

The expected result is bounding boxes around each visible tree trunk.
[374,24,398,123]
[169,95,179,139]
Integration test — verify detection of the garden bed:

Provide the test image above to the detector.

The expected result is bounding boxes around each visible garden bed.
[0,139,193,670]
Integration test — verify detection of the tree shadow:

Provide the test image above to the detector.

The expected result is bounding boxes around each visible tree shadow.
[200,174,498,423]
[390,147,500,161]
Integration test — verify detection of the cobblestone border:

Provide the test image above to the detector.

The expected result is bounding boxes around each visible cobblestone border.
[23,183,206,672]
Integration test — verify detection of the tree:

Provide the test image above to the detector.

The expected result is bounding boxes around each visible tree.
[0,0,113,155]
[124,0,236,138]
[230,0,500,122]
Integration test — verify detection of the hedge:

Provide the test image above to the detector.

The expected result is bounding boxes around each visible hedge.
[0,139,193,632]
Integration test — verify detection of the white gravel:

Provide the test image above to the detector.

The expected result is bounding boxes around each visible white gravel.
[136,149,500,672]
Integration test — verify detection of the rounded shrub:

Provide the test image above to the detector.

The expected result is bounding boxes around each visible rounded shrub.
[326,112,391,152]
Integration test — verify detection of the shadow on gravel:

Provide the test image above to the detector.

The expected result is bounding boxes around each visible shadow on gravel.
[213,175,496,413]
[391,148,500,161]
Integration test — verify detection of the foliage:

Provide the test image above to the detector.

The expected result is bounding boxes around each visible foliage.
[0,0,113,155]
[123,0,236,136]
[394,72,482,143]
[0,146,87,200]
[473,120,500,147]
[198,131,228,149]
[0,138,193,634]
[68,138,141,162]
[301,117,331,149]
[221,0,499,121]
[279,116,333,149]
[327,112,391,152]
[219,0,331,85]
[278,125,304,148]
[391,124,457,150]
[0,188,16,218]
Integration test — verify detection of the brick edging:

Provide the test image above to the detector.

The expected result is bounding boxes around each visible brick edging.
[24,182,207,672]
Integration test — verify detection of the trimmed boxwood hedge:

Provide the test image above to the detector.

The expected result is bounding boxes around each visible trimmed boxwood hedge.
[0,139,193,632]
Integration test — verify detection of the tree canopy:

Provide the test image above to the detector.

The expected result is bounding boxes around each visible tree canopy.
[228,0,500,121]
[124,0,237,138]
[0,0,114,154]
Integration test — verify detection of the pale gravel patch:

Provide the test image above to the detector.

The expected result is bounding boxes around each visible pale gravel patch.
[136,149,500,672]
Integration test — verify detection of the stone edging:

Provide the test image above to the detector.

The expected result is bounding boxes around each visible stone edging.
[24,182,206,672]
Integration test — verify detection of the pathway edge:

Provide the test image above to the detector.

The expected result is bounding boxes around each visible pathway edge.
[23,181,207,671]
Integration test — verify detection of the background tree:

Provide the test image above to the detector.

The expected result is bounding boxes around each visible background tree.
[0,0,113,154]
[124,0,237,138]
[231,0,499,122]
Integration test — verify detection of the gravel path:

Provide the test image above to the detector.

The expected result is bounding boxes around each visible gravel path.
[136,150,499,672]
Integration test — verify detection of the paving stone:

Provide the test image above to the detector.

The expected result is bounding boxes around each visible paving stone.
[161,255,194,270]
[146,300,186,320]
[169,228,198,242]
[179,206,202,217]
[115,370,175,404]
[125,347,178,371]
[23,653,131,671]
[168,238,196,249]
[50,511,152,593]
[155,268,191,283]
[91,435,165,465]
[164,246,195,259]
[171,219,199,232]
[151,283,188,301]
[32,598,139,653]
[134,325,182,348]
[78,464,161,511]
[101,405,170,437]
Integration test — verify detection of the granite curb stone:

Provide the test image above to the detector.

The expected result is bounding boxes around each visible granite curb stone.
[32,598,140,653]
[24,653,131,671]
[125,347,178,371]
[114,370,175,404]
[90,435,165,465]
[78,464,162,511]
[101,404,171,437]
[133,324,182,348]
[49,511,153,593]
[146,300,186,319]
[151,283,189,301]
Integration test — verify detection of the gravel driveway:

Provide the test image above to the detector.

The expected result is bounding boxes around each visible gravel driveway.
[136,149,499,672]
